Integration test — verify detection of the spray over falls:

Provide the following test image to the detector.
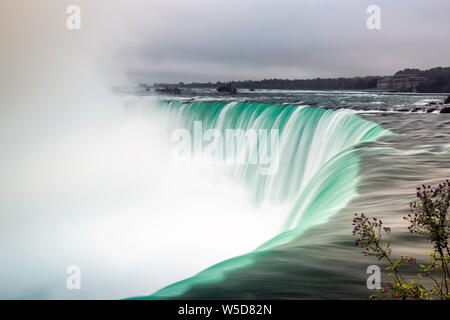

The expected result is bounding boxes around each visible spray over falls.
[133,100,393,299]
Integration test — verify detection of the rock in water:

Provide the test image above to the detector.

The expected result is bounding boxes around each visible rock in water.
[217,83,237,94]
[445,96,450,104]
[440,106,450,114]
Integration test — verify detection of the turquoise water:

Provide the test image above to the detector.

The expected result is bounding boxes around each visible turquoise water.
[131,101,393,299]
[2,90,448,299]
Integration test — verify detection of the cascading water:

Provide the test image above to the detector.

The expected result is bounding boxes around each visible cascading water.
[132,100,393,299]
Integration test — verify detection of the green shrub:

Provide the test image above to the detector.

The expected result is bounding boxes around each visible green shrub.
[353,180,450,300]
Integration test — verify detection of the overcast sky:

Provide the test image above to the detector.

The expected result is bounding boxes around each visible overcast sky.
[2,0,450,85]
[118,0,450,83]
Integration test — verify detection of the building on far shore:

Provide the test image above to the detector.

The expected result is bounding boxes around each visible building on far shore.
[377,74,426,92]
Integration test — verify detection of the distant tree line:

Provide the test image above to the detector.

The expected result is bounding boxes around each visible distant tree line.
[396,67,450,93]
[151,67,450,93]
[153,77,381,91]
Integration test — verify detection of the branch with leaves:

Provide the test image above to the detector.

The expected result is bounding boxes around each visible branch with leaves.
[352,180,450,300]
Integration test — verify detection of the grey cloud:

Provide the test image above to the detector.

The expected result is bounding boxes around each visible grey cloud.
[118,0,450,83]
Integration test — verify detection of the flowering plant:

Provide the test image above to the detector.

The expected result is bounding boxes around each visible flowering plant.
[353,180,450,300]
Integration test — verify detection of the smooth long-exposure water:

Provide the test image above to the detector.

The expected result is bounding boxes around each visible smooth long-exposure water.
[131,89,450,300]
[1,89,449,300]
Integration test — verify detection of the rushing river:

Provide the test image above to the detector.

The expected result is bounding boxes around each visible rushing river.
[1,89,449,299]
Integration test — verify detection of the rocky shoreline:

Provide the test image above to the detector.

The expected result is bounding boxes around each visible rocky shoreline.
[397,96,450,113]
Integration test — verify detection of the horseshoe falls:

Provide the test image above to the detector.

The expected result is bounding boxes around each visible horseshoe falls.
[2,90,450,300]
[131,100,393,299]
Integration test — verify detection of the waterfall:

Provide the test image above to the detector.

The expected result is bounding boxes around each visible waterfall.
[131,100,393,299]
